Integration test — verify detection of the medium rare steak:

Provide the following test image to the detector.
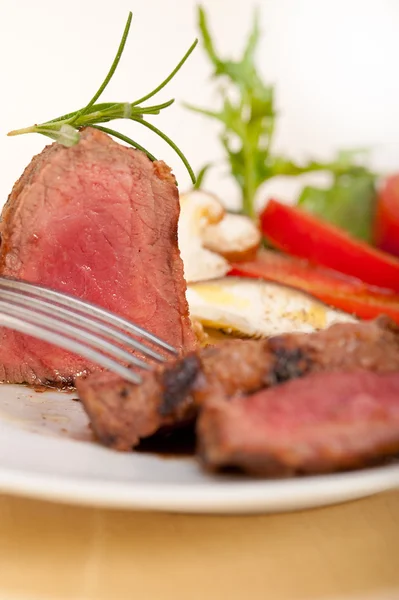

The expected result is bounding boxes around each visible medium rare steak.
[0,127,195,386]
[198,370,399,475]
[77,317,399,450]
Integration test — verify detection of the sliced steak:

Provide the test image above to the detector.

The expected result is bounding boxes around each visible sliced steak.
[78,339,277,450]
[77,317,399,450]
[198,370,399,476]
[78,354,201,450]
[196,316,399,400]
[0,127,195,386]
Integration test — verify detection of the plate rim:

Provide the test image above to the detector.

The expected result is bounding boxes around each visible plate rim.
[0,461,398,513]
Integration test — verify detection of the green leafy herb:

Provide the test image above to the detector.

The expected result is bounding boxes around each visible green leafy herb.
[187,6,376,224]
[186,7,275,217]
[298,170,377,242]
[8,12,198,183]
[193,163,214,190]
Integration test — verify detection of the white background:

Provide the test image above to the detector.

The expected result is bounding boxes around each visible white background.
[1,0,399,210]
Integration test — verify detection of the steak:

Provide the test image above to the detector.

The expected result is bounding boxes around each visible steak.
[0,127,195,386]
[198,370,399,476]
[77,316,399,450]
[78,354,201,450]
[77,339,271,450]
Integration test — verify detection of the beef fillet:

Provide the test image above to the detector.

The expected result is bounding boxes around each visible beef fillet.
[0,127,195,386]
[78,354,201,450]
[77,317,399,450]
[198,370,399,476]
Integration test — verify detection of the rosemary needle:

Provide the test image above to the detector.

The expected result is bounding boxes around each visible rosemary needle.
[69,12,133,126]
[92,125,157,162]
[131,117,196,184]
[8,12,198,184]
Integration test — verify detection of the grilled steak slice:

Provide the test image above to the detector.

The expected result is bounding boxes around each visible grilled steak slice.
[78,354,201,450]
[77,317,399,450]
[77,339,276,450]
[198,370,399,476]
[0,127,195,386]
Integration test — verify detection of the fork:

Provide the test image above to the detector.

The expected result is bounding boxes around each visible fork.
[0,277,178,384]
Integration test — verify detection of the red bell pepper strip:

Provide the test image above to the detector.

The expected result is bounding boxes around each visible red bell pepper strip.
[374,174,399,258]
[230,250,399,323]
[260,199,399,292]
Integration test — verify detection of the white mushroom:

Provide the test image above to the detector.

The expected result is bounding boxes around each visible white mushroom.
[178,190,261,283]
[202,212,261,262]
[178,191,230,283]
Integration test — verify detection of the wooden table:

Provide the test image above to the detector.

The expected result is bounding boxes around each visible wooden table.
[0,491,398,600]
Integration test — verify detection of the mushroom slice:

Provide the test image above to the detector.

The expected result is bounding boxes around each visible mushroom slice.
[202,212,261,262]
[178,191,229,283]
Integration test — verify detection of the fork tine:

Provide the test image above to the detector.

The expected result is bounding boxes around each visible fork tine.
[0,278,178,356]
[0,298,151,373]
[0,311,142,384]
[0,287,167,363]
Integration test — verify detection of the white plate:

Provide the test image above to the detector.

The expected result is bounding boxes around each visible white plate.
[0,384,398,514]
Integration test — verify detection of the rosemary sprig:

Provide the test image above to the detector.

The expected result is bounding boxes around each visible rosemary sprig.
[8,12,197,183]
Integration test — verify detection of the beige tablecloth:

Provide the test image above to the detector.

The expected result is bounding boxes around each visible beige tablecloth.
[0,491,398,600]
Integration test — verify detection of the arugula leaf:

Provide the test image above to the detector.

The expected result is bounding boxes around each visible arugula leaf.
[298,171,377,242]
[193,163,213,190]
[186,7,275,217]
[188,6,376,228]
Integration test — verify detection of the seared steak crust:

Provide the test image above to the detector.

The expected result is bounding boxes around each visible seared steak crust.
[196,316,399,400]
[160,354,201,416]
[77,317,399,450]
[78,354,201,450]
[0,127,195,386]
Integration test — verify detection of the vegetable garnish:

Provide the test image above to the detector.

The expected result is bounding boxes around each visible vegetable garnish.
[230,250,399,324]
[374,174,399,257]
[186,6,275,217]
[7,12,198,183]
[260,200,399,292]
[187,7,375,220]
[298,151,377,243]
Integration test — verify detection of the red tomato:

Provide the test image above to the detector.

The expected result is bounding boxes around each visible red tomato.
[374,175,399,258]
[230,250,399,323]
[260,199,399,292]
